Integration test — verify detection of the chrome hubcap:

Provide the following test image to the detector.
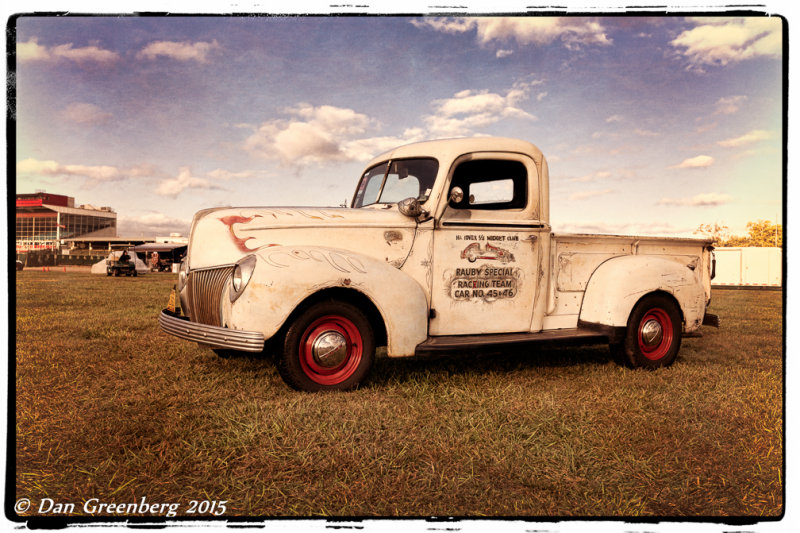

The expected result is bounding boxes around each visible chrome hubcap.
[311,331,348,368]
[641,319,664,346]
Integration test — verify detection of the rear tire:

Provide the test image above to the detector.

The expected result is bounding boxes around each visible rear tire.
[612,294,682,369]
[277,300,375,392]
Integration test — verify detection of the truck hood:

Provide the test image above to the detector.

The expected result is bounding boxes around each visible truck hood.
[188,206,417,270]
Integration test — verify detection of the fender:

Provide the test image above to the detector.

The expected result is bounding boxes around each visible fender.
[579,255,707,333]
[222,245,428,356]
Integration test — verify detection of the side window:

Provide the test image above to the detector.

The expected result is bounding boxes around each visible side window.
[448,159,527,210]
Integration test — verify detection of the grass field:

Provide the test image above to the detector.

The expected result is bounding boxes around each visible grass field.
[13,270,783,519]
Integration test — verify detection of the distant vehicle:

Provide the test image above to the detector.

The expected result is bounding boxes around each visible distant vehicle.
[106,250,138,277]
[131,243,187,273]
[15,260,24,271]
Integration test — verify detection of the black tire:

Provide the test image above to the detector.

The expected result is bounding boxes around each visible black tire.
[133,270,138,277]
[611,293,682,369]
[114,269,120,277]
[276,300,375,392]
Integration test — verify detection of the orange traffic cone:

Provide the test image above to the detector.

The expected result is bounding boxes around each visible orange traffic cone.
[63,266,67,272]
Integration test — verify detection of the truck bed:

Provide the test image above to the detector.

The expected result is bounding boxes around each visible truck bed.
[544,232,714,330]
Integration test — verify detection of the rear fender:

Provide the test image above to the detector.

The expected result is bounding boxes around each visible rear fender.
[579,255,707,333]
[224,246,428,356]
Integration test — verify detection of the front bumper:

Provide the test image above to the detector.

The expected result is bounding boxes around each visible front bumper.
[159,309,265,353]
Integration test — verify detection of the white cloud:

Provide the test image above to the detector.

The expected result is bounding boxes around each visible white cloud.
[695,121,718,134]
[16,158,154,182]
[671,155,714,169]
[553,221,698,238]
[496,49,514,58]
[340,129,428,162]
[17,38,119,64]
[207,169,256,180]
[117,213,191,236]
[606,114,624,123]
[137,40,220,62]
[17,158,60,175]
[717,129,772,148]
[61,103,112,125]
[536,92,548,102]
[156,167,223,197]
[658,193,733,206]
[569,188,615,201]
[413,17,612,51]
[245,104,377,165]
[244,103,433,165]
[17,39,50,62]
[634,128,659,137]
[714,95,747,115]
[244,79,539,166]
[570,171,612,183]
[671,17,782,68]
[424,81,537,137]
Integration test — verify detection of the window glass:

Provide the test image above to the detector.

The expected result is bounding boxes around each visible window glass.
[468,179,514,205]
[353,162,388,208]
[353,158,438,208]
[449,159,528,210]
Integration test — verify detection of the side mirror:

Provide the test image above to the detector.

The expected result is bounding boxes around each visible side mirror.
[398,197,426,218]
[449,186,464,204]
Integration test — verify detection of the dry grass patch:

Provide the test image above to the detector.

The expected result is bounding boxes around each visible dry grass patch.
[14,272,783,519]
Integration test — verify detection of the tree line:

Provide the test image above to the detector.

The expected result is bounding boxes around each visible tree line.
[694,220,782,247]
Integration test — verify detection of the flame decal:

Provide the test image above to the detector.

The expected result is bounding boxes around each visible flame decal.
[219,215,264,252]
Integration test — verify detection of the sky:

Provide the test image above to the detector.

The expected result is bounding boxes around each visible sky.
[12,10,785,239]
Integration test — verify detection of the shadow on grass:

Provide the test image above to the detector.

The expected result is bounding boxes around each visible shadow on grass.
[372,340,616,384]
[198,340,618,388]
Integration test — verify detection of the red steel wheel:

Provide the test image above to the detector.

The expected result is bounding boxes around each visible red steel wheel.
[298,315,363,385]
[278,300,375,391]
[614,293,682,369]
[637,307,674,361]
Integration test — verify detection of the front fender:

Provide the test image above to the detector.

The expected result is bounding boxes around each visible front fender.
[579,255,707,333]
[223,246,428,356]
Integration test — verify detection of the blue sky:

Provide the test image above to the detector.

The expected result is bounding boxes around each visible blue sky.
[13,13,784,238]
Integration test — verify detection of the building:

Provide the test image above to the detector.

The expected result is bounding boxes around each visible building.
[16,192,117,252]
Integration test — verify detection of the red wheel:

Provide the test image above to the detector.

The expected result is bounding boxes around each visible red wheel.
[637,308,674,361]
[278,300,375,391]
[298,315,364,386]
[612,294,682,369]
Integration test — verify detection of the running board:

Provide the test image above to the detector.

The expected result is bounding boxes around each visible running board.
[415,328,608,355]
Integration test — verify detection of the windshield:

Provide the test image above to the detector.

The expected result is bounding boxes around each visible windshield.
[352,158,439,208]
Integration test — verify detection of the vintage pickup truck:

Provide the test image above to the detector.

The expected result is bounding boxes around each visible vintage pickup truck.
[159,137,718,391]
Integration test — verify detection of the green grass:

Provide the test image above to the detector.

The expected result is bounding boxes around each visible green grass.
[14,271,783,518]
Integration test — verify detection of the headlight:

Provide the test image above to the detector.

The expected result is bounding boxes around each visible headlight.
[230,255,257,303]
[177,260,188,292]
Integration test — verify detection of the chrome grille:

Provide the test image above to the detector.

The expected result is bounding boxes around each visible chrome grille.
[186,266,234,326]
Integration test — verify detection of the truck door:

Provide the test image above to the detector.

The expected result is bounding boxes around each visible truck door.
[429,154,546,336]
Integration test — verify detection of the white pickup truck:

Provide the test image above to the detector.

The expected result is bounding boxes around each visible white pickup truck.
[160,137,718,391]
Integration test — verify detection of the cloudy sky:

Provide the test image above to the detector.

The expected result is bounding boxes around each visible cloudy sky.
[13,12,784,238]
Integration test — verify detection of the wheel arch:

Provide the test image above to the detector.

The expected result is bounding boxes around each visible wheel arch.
[629,289,684,327]
[579,254,702,332]
[280,287,388,349]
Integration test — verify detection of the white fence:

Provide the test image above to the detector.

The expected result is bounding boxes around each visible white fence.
[713,247,782,287]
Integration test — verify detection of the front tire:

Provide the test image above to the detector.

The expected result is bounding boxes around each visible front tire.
[277,300,375,391]
[612,294,682,369]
